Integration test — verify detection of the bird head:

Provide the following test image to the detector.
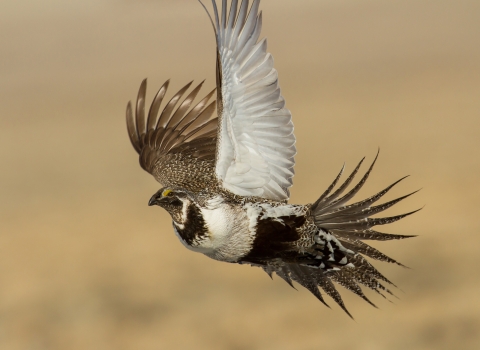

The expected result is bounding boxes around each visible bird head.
[148,188,192,226]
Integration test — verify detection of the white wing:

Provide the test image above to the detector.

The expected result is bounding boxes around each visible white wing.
[204,0,296,200]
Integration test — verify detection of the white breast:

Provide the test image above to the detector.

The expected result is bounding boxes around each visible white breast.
[201,205,232,246]
[196,196,253,262]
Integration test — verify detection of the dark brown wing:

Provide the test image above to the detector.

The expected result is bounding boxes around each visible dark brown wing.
[126,79,218,190]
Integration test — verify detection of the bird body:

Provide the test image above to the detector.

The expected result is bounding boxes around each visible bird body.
[150,190,306,263]
[126,0,418,316]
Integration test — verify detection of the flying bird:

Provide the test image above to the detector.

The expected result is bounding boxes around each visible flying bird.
[126,0,418,316]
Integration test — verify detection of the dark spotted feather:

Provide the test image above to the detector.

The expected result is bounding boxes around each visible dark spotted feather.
[264,153,419,317]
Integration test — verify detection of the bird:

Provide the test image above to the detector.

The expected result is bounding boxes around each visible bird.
[125,0,419,317]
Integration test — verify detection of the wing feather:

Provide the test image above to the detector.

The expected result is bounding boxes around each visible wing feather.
[147,80,170,130]
[206,0,296,200]
[126,80,218,188]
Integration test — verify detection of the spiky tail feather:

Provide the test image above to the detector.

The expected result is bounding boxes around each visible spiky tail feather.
[267,152,419,317]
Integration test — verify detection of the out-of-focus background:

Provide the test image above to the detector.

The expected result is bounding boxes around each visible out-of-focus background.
[1,0,479,349]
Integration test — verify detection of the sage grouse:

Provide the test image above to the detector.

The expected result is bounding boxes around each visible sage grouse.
[126,0,418,316]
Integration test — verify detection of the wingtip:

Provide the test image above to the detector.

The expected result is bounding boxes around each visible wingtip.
[197,0,218,35]
[138,78,147,94]
[139,79,147,94]
[183,80,195,90]
[163,79,171,91]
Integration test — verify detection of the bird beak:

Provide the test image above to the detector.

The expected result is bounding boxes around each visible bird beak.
[148,195,158,206]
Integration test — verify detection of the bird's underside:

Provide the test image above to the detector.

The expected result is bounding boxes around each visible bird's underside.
[126,0,419,317]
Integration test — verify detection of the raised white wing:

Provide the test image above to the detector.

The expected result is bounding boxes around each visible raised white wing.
[203,0,296,200]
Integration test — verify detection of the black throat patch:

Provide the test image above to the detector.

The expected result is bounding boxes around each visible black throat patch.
[174,203,208,246]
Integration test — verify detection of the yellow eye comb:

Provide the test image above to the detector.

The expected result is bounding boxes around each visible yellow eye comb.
[162,189,172,197]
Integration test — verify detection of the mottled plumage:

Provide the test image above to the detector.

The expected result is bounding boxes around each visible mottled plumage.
[126,0,419,317]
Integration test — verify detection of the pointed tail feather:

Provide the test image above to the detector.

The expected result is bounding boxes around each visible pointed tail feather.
[260,155,418,316]
[312,154,418,264]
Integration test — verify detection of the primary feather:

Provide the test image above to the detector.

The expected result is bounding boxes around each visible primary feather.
[207,0,296,200]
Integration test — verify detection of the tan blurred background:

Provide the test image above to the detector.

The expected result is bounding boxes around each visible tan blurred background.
[1,0,479,349]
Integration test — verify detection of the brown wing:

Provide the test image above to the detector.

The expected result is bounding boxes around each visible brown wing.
[126,79,218,191]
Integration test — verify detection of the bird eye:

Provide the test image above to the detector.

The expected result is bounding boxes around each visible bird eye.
[162,189,173,197]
